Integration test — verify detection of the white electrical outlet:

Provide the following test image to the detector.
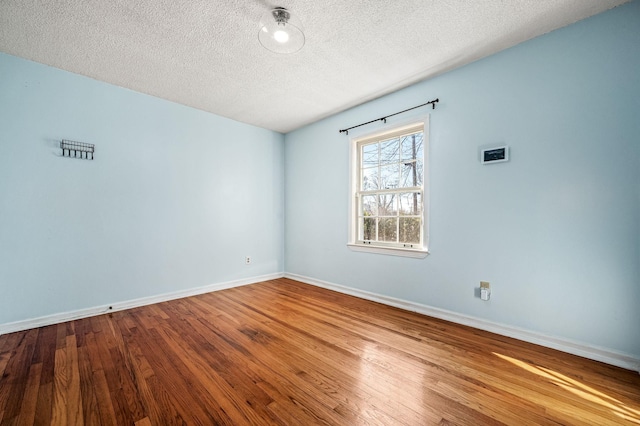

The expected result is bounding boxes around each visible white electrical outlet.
[245,256,251,265]
[480,281,491,301]
[480,287,491,301]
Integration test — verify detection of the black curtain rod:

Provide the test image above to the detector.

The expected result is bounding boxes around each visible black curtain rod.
[339,98,439,135]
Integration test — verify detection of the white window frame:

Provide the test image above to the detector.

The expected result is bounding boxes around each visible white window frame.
[348,115,430,258]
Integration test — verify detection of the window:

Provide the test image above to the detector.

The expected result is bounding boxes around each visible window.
[348,118,429,258]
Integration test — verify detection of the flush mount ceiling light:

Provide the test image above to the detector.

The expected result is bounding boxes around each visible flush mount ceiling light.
[258,7,305,54]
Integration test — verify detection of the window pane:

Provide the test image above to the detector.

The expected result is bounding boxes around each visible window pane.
[400,161,420,188]
[415,158,423,187]
[380,139,399,164]
[401,132,423,163]
[362,167,379,190]
[378,218,397,242]
[361,195,377,216]
[379,164,399,189]
[399,217,421,244]
[377,193,397,216]
[362,143,378,168]
[399,192,422,216]
[400,133,423,188]
[362,217,376,241]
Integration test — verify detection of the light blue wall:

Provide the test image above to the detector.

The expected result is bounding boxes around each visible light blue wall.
[285,2,640,357]
[0,53,284,324]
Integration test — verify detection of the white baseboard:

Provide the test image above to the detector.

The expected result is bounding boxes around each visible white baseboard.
[284,273,640,373]
[0,272,284,336]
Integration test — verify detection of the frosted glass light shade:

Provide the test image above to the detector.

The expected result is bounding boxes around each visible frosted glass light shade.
[258,8,305,54]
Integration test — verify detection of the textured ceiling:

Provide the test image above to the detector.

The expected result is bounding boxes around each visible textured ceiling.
[0,0,629,133]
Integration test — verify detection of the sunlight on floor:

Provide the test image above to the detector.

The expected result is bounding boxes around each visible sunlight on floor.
[493,352,640,424]
[359,342,425,415]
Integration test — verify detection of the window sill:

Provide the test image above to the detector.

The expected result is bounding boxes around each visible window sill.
[347,243,429,258]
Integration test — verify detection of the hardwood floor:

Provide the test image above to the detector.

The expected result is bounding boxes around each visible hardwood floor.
[1,278,639,425]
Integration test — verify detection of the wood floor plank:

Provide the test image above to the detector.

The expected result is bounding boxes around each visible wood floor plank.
[1,278,639,425]
[0,329,38,424]
[92,314,146,425]
[122,330,181,425]
[79,327,117,426]
[0,352,10,389]
[32,325,57,389]
[65,334,83,425]
[51,343,69,425]
[32,381,53,426]
[15,362,41,426]
[77,339,101,426]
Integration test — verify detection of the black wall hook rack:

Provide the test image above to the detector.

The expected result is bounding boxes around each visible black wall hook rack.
[339,98,439,135]
[61,139,95,160]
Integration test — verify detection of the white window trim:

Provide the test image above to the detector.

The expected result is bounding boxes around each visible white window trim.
[346,243,429,258]
[347,113,430,258]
